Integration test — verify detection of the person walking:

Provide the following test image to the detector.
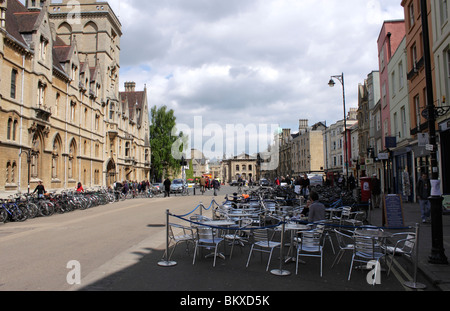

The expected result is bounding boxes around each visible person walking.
[371,174,382,209]
[164,177,171,197]
[212,178,220,196]
[200,176,206,194]
[417,172,431,223]
[33,181,46,199]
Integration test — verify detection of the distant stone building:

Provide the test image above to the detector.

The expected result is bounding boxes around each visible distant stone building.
[222,153,258,183]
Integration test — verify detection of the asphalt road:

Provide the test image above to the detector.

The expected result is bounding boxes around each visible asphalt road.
[0,186,438,293]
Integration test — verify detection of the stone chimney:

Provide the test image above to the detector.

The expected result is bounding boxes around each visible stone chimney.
[124,82,136,92]
[299,119,309,132]
[0,0,6,29]
[26,0,48,10]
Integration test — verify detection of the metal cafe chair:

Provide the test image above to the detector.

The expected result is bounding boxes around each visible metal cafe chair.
[224,218,253,259]
[246,228,281,271]
[192,226,224,267]
[348,235,385,285]
[385,232,416,276]
[296,230,324,277]
[165,223,196,260]
[331,228,355,268]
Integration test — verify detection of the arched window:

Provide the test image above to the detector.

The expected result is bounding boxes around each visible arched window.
[7,118,12,140]
[11,162,16,183]
[125,142,130,157]
[6,161,11,184]
[52,136,62,179]
[13,120,18,141]
[31,135,40,178]
[68,140,77,180]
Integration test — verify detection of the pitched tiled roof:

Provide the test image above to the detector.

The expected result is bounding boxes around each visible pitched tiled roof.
[120,91,146,124]
[5,0,32,46]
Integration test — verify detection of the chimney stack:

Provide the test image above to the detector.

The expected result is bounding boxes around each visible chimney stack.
[124,82,136,92]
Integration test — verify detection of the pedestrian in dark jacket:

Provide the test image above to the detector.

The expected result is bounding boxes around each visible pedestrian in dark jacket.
[417,172,431,223]
[371,175,381,209]
[164,178,171,197]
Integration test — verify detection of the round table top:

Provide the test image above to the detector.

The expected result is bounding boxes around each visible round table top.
[228,213,252,217]
[355,229,393,238]
[201,220,236,227]
[326,208,342,212]
[284,223,310,231]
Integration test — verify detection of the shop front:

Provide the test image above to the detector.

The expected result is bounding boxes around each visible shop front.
[393,148,413,202]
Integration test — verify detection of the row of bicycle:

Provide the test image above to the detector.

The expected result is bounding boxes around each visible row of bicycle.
[0,187,157,224]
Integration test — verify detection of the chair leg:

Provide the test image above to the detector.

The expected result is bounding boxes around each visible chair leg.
[320,250,323,277]
[331,250,342,268]
[266,248,274,271]
[387,251,397,277]
[193,243,198,265]
[213,245,218,267]
[348,255,355,281]
[246,245,255,268]
[327,234,335,254]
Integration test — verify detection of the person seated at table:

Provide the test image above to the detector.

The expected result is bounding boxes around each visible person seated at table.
[306,191,326,224]
[300,199,312,218]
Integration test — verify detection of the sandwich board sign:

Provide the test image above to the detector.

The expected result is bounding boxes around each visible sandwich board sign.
[383,194,405,228]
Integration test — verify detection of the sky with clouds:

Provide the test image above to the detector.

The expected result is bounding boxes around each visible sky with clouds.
[58,0,405,158]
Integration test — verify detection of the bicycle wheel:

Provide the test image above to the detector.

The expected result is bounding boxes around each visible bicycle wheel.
[22,203,39,219]
[12,205,28,222]
[0,208,7,223]
[38,201,52,217]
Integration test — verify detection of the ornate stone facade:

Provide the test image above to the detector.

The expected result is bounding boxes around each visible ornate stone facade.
[0,0,150,196]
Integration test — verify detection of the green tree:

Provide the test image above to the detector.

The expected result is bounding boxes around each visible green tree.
[149,105,188,181]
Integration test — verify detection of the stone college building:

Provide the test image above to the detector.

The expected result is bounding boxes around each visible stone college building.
[0,0,150,196]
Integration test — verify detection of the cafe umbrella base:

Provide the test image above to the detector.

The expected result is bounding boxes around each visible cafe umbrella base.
[270,269,291,276]
[158,260,178,267]
[404,281,427,290]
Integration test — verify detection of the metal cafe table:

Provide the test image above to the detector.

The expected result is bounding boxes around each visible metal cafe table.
[201,220,237,259]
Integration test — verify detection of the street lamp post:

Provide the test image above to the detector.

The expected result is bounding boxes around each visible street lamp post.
[329,73,349,189]
[420,0,448,264]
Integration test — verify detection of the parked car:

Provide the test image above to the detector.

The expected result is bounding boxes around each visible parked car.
[259,179,270,187]
[307,174,323,187]
[170,179,187,193]
[151,183,163,193]
[229,180,239,186]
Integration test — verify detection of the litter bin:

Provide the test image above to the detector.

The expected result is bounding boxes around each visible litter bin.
[360,177,372,203]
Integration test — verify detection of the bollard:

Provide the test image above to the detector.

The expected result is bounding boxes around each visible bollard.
[158,209,177,267]
[271,216,291,276]
[404,223,427,289]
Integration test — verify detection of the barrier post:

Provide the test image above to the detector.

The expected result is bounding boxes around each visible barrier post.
[271,216,291,276]
[404,223,427,289]
[158,209,177,267]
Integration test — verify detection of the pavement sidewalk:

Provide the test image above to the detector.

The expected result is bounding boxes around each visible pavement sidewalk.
[368,200,450,291]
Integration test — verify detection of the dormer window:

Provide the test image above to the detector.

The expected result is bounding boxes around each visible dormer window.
[40,36,48,60]
[71,64,78,81]
[37,81,46,107]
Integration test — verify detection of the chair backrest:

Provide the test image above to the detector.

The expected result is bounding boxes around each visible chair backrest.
[190,214,210,226]
[253,229,271,247]
[300,231,322,251]
[334,229,354,248]
[403,233,416,253]
[196,226,219,242]
[240,218,253,228]
[340,207,352,218]
[354,235,381,258]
